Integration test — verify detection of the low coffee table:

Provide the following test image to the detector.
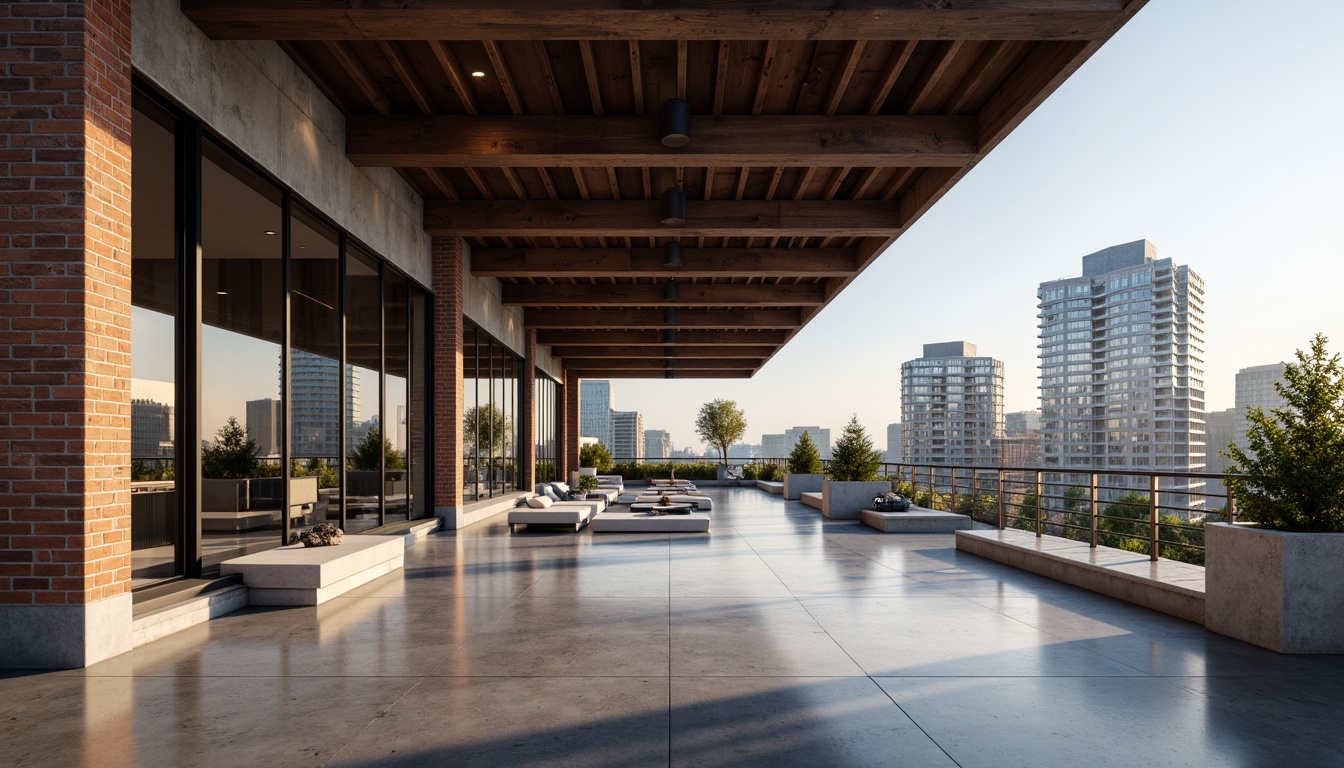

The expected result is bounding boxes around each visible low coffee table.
[629,502,694,515]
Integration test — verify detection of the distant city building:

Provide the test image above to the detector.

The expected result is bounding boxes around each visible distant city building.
[1005,410,1042,437]
[728,443,757,459]
[1038,240,1206,506]
[1233,363,1287,455]
[1203,407,1237,503]
[611,410,644,460]
[886,423,904,463]
[761,433,791,457]
[644,429,672,460]
[396,404,407,452]
[579,380,613,449]
[901,341,1004,466]
[786,426,831,459]
[131,398,174,460]
[291,349,358,459]
[246,398,280,456]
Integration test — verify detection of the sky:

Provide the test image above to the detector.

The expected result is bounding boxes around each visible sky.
[610,0,1344,453]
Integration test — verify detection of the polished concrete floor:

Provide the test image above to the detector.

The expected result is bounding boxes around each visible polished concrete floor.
[4,488,1344,767]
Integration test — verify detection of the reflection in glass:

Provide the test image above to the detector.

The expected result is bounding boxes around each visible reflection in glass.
[290,207,341,529]
[385,271,410,523]
[345,247,382,531]
[130,104,180,586]
[461,321,520,500]
[535,375,558,483]
[409,289,427,518]
[200,140,285,568]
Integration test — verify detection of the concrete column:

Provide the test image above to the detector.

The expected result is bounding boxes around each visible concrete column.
[0,0,135,668]
[518,329,536,491]
[555,375,568,481]
[431,237,466,528]
[564,371,581,477]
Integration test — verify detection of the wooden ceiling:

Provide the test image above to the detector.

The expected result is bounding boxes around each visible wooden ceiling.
[182,0,1148,379]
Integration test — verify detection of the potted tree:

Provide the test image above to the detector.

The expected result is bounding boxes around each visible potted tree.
[783,430,825,500]
[574,473,601,499]
[694,399,747,482]
[1206,334,1344,653]
[821,416,889,519]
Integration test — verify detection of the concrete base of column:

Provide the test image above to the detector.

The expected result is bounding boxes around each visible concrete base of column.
[0,592,133,668]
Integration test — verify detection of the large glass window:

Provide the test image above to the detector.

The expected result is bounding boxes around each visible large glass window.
[384,270,410,523]
[462,321,520,500]
[535,374,558,483]
[344,247,382,532]
[130,101,179,587]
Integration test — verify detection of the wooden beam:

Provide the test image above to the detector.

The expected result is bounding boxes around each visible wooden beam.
[502,283,826,308]
[472,247,857,278]
[182,2,1125,42]
[425,200,902,238]
[567,370,753,379]
[561,358,761,371]
[536,329,790,346]
[346,115,977,169]
[552,346,778,360]
[525,308,801,329]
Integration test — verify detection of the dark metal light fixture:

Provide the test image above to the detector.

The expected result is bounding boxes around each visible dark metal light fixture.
[660,98,691,148]
[661,187,686,226]
[664,307,677,325]
[662,329,676,345]
[664,279,679,302]
[665,359,676,379]
[663,240,683,268]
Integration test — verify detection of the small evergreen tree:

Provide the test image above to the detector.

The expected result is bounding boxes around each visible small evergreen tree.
[579,441,614,472]
[827,415,884,481]
[1226,334,1344,532]
[348,424,403,471]
[694,399,747,465]
[202,417,260,479]
[787,430,823,474]
[1011,490,1040,532]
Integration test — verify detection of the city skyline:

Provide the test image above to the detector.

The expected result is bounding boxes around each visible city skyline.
[598,0,1342,451]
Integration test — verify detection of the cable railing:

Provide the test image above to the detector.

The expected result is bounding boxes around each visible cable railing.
[608,456,1231,565]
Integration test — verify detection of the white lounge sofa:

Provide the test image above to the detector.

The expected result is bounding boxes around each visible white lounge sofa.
[508,495,605,532]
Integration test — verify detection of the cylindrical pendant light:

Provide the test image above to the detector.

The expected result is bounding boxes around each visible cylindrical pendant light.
[664,279,679,302]
[660,98,691,148]
[664,307,677,325]
[665,359,676,379]
[663,329,677,345]
[661,187,686,226]
[663,240,683,268]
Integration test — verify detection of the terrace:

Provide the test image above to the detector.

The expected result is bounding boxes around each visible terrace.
[4,487,1342,766]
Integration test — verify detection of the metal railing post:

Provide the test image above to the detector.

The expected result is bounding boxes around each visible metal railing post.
[950,468,958,516]
[1227,492,1237,525]
[1089,472,1099,548]
[1035,470,1044,538]
[1149,474,1160,562]
[997,470,1005,529]
[971,470,979,522]
[929,466,935,509]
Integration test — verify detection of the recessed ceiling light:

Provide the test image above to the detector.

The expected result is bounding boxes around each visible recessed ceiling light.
[471,71,486,78]
[216,290,228,296]
[264,229,277,236]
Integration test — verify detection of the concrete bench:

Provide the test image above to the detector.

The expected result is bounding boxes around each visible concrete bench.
[955,528,1206,624]
[861,508,972,533]
[800,492,823,510]
[590,510,710,533]
[220,535,404,606]
[756,481,784,494]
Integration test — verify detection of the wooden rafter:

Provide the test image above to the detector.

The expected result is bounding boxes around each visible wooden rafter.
[502,282,827,308]
[472,247,857,278]
[551,346,779,360]
[524,308,801,329]
[536,329,790,347]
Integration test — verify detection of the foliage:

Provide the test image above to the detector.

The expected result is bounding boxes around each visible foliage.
[742,463,783,482]
[348,424,404,471]
[787,431,824,475]
[202,417,261,479]
[575,474,600,492]
[580,441,614,472]
[1225,334,1344,532]
[535,461,557,484]
[464,404,513,457]
[131,459,174,483]
[827,415,884,482]
[1010,491,1040,532]
[695,399,748,465]
[955,493,1000,523]
[292,458,340,488]
[610,461,720,481]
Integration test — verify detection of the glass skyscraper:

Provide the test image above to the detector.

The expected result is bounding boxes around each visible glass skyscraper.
[579,379,613,448]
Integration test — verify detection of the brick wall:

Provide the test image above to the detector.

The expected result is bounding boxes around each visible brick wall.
[519,329,535,490]
[431,236,464,513]
[564,371,580,478]
[0,0,134,606]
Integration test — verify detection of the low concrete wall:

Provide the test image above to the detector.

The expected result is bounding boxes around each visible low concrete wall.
[800,492,824,510]
[1205,523,1344,654]
[822,481,891,520]
[956,529,1205,625]
[757,481,784,494]
[784,474,825,500]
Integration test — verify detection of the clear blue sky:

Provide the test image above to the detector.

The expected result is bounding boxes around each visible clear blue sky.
[613,0,1344,453]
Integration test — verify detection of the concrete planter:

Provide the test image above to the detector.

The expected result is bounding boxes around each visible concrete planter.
[821,480,892,520]
[1205,522,1344,654]
[783,473,824,500]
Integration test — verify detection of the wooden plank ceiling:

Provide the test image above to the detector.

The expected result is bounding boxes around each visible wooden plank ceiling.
[182,0,1148,379]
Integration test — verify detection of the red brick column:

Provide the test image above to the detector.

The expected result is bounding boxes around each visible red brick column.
[564,371,581,481]
[431,237,465,526]
[0,0,135,668]
[518,329,536,491]
[555,374,568,482]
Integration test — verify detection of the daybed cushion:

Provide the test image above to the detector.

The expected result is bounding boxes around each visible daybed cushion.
[542,486,560,502]
[508,507,591,527]
[526,495,553,509]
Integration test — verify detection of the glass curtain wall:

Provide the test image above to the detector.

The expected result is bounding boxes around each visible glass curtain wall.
[462,321,520,501]
[128,82,433,586]
[535,375,558,483]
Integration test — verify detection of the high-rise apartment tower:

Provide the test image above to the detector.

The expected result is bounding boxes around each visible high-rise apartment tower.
[901,341,1004,466]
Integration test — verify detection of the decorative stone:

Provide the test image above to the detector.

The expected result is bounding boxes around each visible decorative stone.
[299,523,343,547]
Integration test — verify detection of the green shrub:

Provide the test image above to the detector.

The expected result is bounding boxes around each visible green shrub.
[787,431,823,475]
[827,416,884,482]
[579,441,614,472]
[758,464,781,482]
[610,461,718,481]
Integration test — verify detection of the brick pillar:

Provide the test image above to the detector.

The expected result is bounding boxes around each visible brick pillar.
[555,374,568,482]
[431,237,466,527]
[564,371,581,483]
[518,329,536,491]
[0,0,135,668]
